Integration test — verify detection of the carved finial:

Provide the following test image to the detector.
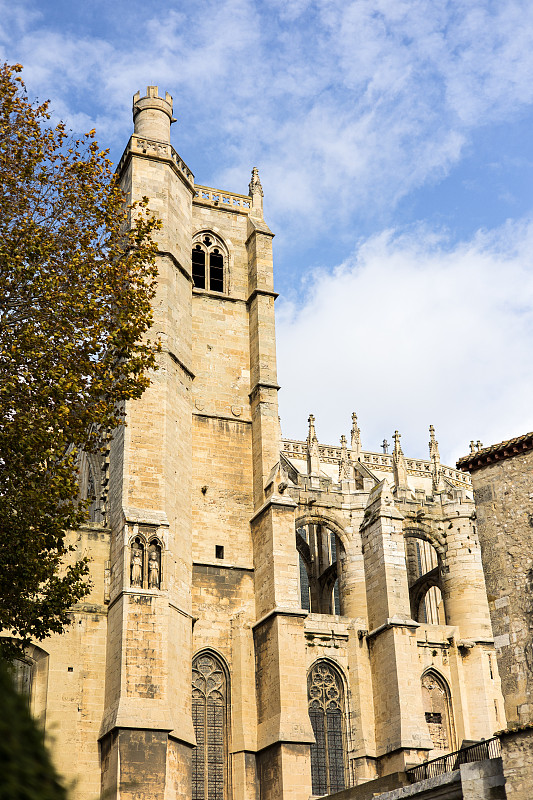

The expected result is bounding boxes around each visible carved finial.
[351,412,361,459]
[307,414,320,476]
[476,440,483,451]
[393,430,402,456]
[339,435,350,481]
[470,440,476,454]
[392,431,409,490]
[429,425,444,493]
[249,166,263,196]
[307,414,316,444]
[429,425,439,460]
[248,166,264,216]
[382,439,389,454]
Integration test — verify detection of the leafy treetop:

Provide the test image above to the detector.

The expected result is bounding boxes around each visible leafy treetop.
[0,63,161,655]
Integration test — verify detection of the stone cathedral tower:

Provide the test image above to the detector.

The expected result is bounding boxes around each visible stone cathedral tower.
[99,86,312,799]
[14,88,506,800]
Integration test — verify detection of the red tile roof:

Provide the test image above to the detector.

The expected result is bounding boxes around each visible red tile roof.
[457,431,533,472]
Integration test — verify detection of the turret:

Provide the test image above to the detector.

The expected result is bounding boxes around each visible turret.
[132,85,176,143]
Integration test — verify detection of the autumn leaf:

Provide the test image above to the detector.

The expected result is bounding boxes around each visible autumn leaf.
[0,63,161,654]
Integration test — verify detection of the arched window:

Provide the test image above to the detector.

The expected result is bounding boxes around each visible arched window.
[417,585,445,625]
[421,670,455,753]
[78,451,103,523]
[308,661,347,795]
[192,233,227,293]
[299,552,311,611]
[296,524,344,615]
[406,537,445,625]
[192,651,229,800]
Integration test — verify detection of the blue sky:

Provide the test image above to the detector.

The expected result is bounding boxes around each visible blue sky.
[2,0,533,465]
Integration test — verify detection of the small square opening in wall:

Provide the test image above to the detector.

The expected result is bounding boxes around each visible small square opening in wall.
[215,545,224,559]
[67,667,74,673]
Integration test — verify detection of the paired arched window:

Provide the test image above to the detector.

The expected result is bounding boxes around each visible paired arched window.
[192,233,227,293]
[192,651,229,800]
[308,661,347,795]
[421,670,455,752]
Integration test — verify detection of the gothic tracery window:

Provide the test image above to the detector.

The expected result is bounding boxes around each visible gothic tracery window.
[192,652,229,800]
[308,661,347,795]
[192,233,227,293]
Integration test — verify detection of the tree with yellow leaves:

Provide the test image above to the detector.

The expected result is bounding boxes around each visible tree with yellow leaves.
[0,63,161,655]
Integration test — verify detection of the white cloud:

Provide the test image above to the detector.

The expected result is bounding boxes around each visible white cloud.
[3,0,533,236]
[276,218,533,466]
[3,0,533,466]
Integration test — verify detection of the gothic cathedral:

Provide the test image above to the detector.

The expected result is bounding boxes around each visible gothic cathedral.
[17,88,504,800]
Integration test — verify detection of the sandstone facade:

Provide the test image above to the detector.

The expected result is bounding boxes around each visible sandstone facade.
[13,88,505,800]
[458,434,533,799]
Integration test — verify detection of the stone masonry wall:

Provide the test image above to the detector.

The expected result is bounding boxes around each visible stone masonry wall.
[468,448,533,727]
[42,525,110,800]
[499,727,533,799]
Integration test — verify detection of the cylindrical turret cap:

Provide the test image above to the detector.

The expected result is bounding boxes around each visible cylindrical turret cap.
[132,86,176,143]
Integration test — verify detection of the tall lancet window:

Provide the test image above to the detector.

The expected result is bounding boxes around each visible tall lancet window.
[192,651,229,800]
[308,661,347,795]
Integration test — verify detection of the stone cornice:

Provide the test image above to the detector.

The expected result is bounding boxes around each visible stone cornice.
[366,616,420,639]
[252,606,308,630]
[249,493,297,525]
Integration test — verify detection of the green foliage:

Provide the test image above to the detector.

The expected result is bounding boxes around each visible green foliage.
[0,63,161,654]
[0,658,68,799]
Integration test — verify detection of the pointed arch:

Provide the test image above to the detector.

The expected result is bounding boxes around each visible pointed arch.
[296,521,345,615]
[192,649,230,800]
[307,659,348,795]
[421,668,456,753]
[403,521,447,556]
[78,450,104,523]
[147,537,162,589]
[295,512,349,552]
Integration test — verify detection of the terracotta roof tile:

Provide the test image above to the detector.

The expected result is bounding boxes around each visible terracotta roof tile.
[457,431,533,472]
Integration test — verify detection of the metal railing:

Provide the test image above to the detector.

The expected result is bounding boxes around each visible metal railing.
[406,737,501,782]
